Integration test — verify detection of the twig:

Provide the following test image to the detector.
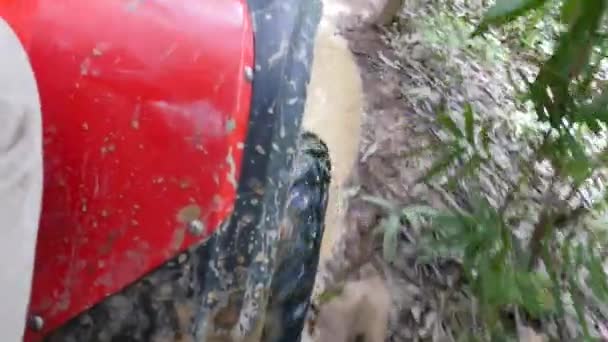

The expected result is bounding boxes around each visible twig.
[425,182,467,216]
[574,283,608,322]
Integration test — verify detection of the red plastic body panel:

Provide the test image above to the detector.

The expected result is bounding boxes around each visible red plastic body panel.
[0,0,254,339]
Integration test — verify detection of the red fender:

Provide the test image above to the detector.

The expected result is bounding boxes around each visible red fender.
[0,0,254,339]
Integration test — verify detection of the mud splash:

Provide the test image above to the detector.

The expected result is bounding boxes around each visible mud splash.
[302,10,363,260]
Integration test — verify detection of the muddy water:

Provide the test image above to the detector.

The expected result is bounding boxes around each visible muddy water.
[302,3,364,260]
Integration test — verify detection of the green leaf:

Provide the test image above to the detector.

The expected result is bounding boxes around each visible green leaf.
[569,278,591,339]
[382,213,401,262]
[420,145,464,182]
[586,246,608,301]
[540,244,565,321]
[583,116,602,134]
[480,122,492,154]
[577,90,608,127]
[447,154,483,189]
[431,213,472,250]
[402,205,439,233]
[560,0,582,28]
[464,103,475,145]
[437,111,463,138]
[517,272,553,316]
[575,244,584,268]
[401,205,439,220]
[561,132,592,184]
[361,195,396,211]
[473,0,549,36]
[316,286,344,304]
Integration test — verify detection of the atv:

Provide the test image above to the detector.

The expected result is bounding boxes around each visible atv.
[0,0,329,341]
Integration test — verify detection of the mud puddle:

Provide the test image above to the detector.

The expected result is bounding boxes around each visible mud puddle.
[302,0,365,260]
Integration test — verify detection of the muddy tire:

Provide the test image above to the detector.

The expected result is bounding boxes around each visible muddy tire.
[44,132,330,342]
[262,132,331,342]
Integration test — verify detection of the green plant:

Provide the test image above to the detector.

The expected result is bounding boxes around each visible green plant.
[382,0,608,339]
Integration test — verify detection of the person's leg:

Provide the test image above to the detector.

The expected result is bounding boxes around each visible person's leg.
[0,18,43,341]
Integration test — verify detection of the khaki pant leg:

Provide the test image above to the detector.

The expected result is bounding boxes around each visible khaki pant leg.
[0,18,43,341]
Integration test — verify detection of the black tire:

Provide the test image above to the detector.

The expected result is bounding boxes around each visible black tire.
[45,132,330,342]
[262,132,331,342]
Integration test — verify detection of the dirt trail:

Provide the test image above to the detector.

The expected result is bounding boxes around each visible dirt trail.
[304,0,392,259]
[301,2,406,341]
[302,0,365,260]
[304,0,397,261]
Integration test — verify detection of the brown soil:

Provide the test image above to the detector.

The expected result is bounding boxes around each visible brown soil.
[303,1,432,340]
